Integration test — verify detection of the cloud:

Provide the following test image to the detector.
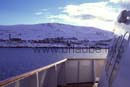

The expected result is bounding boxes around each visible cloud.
[41,9,48,11]
[74,15,96,20]
[110,0,130,9]
[35,9,48,15]
[110,0,130,3]
[63,2,117,21]
[47,2,118,31]
[35,12,43,15]
[109,0,121,3]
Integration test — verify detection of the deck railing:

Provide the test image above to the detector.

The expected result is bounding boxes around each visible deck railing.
[0,58,105,87]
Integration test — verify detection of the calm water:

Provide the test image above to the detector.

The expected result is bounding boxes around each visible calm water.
[0,47,107,81]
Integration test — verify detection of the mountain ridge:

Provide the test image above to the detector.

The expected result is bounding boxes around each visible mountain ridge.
[0,23,113,47]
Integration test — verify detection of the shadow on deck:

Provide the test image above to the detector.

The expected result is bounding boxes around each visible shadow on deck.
[58,82,98,87]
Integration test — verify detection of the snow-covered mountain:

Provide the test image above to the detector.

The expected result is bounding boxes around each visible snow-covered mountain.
[0,23,113,47]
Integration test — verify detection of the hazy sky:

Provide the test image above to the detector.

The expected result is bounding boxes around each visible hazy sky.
[0,0,128,31]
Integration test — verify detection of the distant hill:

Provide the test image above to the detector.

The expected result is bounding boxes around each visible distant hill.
[0,23,113,47]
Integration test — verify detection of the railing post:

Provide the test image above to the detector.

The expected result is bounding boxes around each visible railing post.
[92,59,96,83]
[36,72,39,87]
[77,60,80,83]
[15,81,20,87]
[55,64,58,87]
